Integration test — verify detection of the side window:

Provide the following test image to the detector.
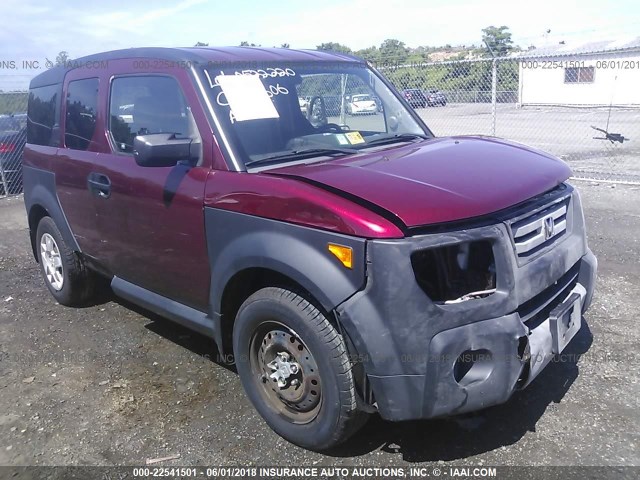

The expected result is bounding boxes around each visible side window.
[27,84,60,146]
[564,66,595,84]
[65,78,99,150]
[108,76,200,154]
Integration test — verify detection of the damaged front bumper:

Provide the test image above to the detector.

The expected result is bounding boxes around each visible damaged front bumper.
[335,186,597,421]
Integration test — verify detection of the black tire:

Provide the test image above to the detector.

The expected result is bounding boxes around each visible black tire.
[35,216,95,306]
[233,287,368,450]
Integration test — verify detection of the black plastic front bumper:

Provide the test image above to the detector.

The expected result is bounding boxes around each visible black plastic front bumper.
[335,188,597,421]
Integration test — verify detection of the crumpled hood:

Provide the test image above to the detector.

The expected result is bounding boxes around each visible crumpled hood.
[266,136,572,227]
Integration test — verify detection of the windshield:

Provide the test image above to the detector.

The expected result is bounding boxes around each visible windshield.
[203,61,431,168]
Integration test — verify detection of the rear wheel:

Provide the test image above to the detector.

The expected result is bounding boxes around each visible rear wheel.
[36,216,96,306]
[233,287,368,450]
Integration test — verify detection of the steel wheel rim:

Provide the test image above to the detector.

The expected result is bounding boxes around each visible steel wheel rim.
[40,233,64,291]
[249,321,322,424]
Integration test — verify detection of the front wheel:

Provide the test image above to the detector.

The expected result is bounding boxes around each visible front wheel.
[233,287,368,450]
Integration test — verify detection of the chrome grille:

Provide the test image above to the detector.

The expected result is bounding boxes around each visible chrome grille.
[511,200,568,257]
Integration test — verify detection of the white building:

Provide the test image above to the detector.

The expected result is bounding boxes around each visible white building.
[517,38,640,107]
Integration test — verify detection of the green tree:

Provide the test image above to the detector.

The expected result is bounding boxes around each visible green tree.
[378,39,409,65]
[280,43,290,49]
[412,46,433,60]
[481,26,514,57]
[55,51,70,66]
[194,41,209,47]
[354,46,379,64]
[316,42,352,54]
[240,41,260,47]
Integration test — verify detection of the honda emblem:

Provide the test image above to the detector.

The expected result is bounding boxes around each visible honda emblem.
[544,216,555,239]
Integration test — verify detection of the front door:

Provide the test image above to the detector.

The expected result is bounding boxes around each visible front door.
[89,67,213,311]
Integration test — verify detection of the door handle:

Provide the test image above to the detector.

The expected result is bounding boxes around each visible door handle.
[87,172,111,198]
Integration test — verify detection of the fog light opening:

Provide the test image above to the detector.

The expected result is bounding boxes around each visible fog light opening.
[453,349,493,387]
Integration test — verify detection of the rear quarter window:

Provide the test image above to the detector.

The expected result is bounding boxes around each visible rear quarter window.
[27,84,60,146]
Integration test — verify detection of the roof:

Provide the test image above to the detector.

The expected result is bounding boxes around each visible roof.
[517,36,640,59]
[30,47,363,88]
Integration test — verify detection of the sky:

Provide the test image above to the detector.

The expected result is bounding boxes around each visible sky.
[1,0,639,90]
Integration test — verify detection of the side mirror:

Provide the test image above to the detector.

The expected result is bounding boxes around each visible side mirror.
[133,133,194,167]
[388,115,399,132]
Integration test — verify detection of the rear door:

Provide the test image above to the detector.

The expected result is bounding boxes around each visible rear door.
[54,73,103,253]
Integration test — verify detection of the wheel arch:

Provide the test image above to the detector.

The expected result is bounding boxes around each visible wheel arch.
[27,203,49,260]
[205,208,367,358]
[217,266,332,358]
[23,166,80,260]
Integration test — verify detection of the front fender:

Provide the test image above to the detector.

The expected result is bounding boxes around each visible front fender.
[205,207,367,316]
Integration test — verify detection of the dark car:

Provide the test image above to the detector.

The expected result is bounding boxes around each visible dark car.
[426,89,447,106]
[23,47,596,452]
[401,88,428,108]
[0,113,27,194]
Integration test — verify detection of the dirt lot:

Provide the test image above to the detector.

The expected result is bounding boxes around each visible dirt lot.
[0,182,639,467]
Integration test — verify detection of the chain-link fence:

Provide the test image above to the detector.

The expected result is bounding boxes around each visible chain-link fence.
[377,50,640,184]
[0,91,28,198]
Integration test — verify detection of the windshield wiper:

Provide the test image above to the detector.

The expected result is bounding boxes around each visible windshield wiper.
[361,133,430,148]
[244,147,358,168]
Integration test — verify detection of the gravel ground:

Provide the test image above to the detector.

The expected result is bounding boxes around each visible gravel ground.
[0,182,639,468]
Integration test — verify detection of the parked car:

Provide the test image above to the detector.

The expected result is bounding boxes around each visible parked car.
[401,88,428,108]
[24,47,596,452]
[425,89,447,106]
[0,112,27,194]
[346,94,377,115]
